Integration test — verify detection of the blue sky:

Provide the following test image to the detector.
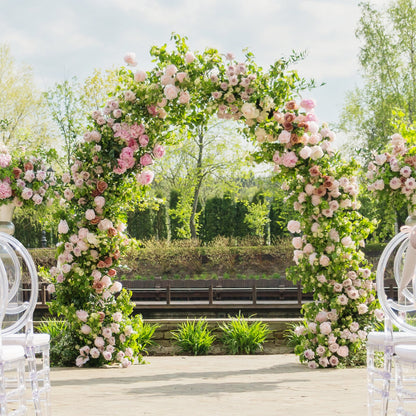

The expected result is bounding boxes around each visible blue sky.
[0,0,387,125]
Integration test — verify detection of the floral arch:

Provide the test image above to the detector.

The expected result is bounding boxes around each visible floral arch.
[49,34,379,368]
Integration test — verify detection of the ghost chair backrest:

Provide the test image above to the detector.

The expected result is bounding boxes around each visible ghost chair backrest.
[376,231,416,335]
[0,232,38,336]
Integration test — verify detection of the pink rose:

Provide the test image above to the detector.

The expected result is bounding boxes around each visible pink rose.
[85,209,96,221]
[281,151,298,168]
[164,84,178,100]
[389,177,402,190]
[94,337,105,348]
[300,98,316,111]
[299,146,312,159]
[76,310,89,322]
[153,144,165,159]
[140,154,153,166]
[0,153,11,168]
[21,187,33,200]
[185,52,195,63]
[80,324,91,335]
[58,220,69,234]
[319,255,330,267]
[337,345,349,358]
[329,356,339,367]
[123,52,137,66]
[319,322,332,335]
[278,130,291,144]
[179,90,190,104]
[176,72,187,83]
[0,181,12,199]
[134,70,146,82]
[94,196,105,209]
[136,170,155,185]
[164,64,178,76]
[287,220,301,234]
[315,311,328,323]
[90,348,100,359]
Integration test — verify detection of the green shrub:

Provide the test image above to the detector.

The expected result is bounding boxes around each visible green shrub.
[219,313,271,354]
[131,315,159,356]
[37,319,78,366]
[171,319,215,355]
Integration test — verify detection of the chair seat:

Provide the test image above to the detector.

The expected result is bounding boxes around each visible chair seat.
[395,344,416,362]
[3,333,50,347]
[367,331,416,349]
[1,344,25,361]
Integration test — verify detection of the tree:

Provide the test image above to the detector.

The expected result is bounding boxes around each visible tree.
[339,0,416,158]
[0,44,55,150]
[44,69,118,169]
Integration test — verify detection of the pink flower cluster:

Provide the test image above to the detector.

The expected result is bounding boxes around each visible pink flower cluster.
[368,133,416,209]
[210,61,257,121]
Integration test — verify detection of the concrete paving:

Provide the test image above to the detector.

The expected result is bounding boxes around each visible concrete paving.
[50,354,368,416]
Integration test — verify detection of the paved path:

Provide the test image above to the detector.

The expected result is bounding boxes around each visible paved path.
[50,354,368,416]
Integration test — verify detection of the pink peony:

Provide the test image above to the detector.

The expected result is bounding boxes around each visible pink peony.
[139,134,149,147]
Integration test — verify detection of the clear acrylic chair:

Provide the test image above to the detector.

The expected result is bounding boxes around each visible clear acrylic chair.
[367,231,416,415]
[0,233,50,415]
[0,254,27,415]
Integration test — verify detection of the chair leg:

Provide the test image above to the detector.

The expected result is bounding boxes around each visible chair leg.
[381,345,393,416]
[26,346,41,416]
[367,346,376,416]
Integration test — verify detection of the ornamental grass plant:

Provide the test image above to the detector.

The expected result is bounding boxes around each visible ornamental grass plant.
[171,318,215,355]
[219,313,271,355]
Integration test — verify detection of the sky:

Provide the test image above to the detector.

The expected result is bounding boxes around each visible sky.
[0,0,388,126]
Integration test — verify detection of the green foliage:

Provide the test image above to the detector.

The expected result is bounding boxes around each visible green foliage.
[171,319,215,355]
[219,313,271,354]
[340,0,416,159]
[37,319,78,367]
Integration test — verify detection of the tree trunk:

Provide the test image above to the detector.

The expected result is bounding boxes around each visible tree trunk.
[189,133,204,239]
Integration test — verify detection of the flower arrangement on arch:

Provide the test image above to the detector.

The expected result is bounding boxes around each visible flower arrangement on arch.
[0,144,56,209]
[367,133,416,213]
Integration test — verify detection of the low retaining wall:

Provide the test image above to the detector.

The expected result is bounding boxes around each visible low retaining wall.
[145,318,302,356]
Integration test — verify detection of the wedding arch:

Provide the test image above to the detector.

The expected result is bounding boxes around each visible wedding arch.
[49,34,379,368]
